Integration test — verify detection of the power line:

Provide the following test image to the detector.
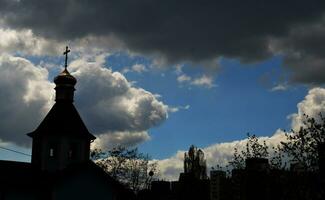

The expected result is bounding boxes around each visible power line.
[0,146,31,157]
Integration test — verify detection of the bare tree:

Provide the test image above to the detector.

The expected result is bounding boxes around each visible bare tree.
[230,114,325,172]
[281,113,325,171]
[229,133,269,169]
[91,146,157,192]
[269,144,286,170]
[229,147,245,169]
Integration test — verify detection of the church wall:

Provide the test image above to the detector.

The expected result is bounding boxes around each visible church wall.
[33,135,90,171]
[1,188,42,200]
[30,138,41,168]
[53,169,116,200]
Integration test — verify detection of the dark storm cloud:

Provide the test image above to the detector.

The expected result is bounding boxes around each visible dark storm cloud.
[1,0,325,83]
[271,22,325,84]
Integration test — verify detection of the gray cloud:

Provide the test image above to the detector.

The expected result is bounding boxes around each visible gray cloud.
[270,21,325,84]
[0,28,63,55]
[92,131,150,150]
[1,0,325,84]
[0,54,53,146]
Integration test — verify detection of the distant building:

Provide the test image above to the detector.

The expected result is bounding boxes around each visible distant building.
[0,48,134,200]
[137,145,210,200]
[245,158,270,200]
[319,143,325,176]
[178,145,209,200]
[184,145,207,180]
[210,170,226,200]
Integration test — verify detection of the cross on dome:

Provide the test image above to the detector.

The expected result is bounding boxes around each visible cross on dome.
[63,46,71,69]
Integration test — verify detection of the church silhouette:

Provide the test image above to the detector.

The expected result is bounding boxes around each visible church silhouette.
[0,47,134,200]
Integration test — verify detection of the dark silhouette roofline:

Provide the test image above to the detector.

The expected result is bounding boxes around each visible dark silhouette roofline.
[0,160,135,199]
[27,102,96,140]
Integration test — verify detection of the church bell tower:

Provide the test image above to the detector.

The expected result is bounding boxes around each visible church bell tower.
[27,46,96,171]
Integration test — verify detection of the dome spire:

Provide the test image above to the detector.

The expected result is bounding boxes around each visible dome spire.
[54,46,76,102]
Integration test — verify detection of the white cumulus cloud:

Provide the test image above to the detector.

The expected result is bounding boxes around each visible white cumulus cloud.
[290,87,325,130]
[68,55,168,149]
[92,131,150,150]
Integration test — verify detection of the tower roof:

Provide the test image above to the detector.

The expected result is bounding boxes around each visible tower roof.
[27,101,96,140]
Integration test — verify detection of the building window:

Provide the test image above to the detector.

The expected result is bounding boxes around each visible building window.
[68,149,73,158]
[49,144,56,158]
[49,148,54,157]
[69,143,78,160]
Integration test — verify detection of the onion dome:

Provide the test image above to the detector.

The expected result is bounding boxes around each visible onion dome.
[53,46,76,102]
[54,68,76,102]
[54,68,77,86]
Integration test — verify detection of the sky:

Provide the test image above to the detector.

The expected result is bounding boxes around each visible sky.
[0,0,324,180]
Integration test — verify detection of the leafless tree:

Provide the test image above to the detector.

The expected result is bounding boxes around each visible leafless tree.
[91,146,158,192]
[229,133,269,169]
[281,113,325,171]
